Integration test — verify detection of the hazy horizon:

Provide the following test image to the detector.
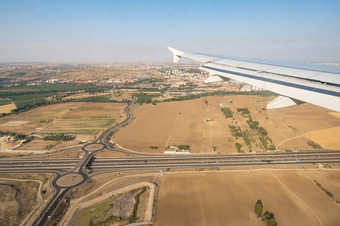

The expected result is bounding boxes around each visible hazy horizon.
[1,0,340,63]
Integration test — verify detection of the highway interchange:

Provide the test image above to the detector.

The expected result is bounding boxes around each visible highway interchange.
[1,100,340,225]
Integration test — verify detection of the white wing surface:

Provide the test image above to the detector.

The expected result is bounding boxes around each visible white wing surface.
[168,47,340,112]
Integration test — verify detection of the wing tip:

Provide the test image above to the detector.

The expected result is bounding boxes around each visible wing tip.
[168,47,184,63]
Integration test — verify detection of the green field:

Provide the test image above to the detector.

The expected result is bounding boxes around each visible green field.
[0,84,102,94]
[10,94,49,108]
[0,84,109,109]
[135,93,160,103]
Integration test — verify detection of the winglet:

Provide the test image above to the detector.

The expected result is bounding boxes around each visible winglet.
[168,47,184,63]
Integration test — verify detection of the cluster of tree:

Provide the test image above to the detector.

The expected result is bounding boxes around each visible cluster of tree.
[0,130,34,143]
[178,144,190,150]
[0,131,26,140]
[128,187,147,223]
[229,125,243,137]
[0,98,11,105]
[245,114,274,150]
[134,93,160,104]
[43,133,75,141]
[186,68,201,73]
[237,107,250,115]
[235,142,243,153]
[68,96,118,103]
[162,91,275,103]
[221,107,233,118]
[0,84,105,98]
[149,146,158,150]
[314,180,334,198]
[254,200,277,226]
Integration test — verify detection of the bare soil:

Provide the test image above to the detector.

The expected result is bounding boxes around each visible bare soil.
[114,96,340,153]
[0,179,41,226]
[155,170,340,226]
[305,127,340,149]
[114,96,235,154]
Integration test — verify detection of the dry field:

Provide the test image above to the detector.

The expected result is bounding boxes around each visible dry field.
[0,179,41,226]
[305,127,340,149]
[72,187,148,226]
[0,102,125,135]
[0,102,126,149]
[113,95,340,153]
[114,96,236,154]
[0,103,16,114]
[155,170,340,226]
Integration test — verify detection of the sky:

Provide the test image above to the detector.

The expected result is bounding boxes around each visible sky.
[0,0,340,63]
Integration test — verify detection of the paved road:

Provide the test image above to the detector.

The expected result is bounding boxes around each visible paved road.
[1,99,340,226]
[2,150,340,173]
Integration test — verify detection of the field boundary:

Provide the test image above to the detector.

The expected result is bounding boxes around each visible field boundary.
[270,171,323,226]
[64,182,155,226]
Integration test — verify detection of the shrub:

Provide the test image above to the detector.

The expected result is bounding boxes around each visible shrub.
[178,144,190,150]
[254,200,263,217]
[235,142,243,153]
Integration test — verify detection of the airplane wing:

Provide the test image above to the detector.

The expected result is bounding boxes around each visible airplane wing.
[168,47,340,112]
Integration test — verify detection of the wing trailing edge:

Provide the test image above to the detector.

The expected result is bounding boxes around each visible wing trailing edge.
[168,47,340,112]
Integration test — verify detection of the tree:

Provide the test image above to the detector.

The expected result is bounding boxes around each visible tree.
[254,200,263,217]
[263,211,277,226]
[267,218,277,226]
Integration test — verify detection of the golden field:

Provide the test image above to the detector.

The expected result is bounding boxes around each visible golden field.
[155,169,340,226]
[113,95,340,153]
[0,103,16,114]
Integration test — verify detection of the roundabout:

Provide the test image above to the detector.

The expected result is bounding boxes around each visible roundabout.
[56,173,85,188]
[82,143,106,152]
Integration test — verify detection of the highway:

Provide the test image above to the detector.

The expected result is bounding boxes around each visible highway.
[2,151,340,174]
[1,99,340,226]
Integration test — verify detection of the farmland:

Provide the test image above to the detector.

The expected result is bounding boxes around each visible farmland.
[0,103,16,114]
[0,102,125,149]
[0,99,11,106]
[0,84,109,109]
[155,169,340,226]
[113,95,340,153]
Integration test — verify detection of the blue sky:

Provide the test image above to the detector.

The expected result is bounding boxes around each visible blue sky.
[0,0,339,63]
